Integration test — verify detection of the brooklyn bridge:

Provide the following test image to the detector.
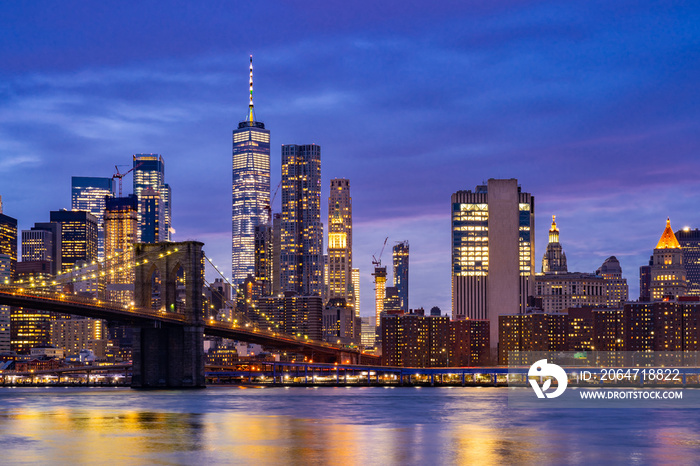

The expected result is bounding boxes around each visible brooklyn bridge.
[0,241,379,388]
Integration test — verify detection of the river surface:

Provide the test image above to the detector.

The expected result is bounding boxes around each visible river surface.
[0,386,698,465]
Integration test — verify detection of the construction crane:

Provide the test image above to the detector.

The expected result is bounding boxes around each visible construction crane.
[112,162,143,197]
[372,237,389,268]
[264,180,283,223]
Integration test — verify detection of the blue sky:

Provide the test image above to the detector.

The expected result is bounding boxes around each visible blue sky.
[1,1,699,315]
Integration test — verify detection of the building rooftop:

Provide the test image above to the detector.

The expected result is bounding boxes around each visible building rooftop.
[656,218,681,249]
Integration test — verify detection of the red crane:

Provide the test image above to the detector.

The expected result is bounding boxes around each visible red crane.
[112,162,143,196]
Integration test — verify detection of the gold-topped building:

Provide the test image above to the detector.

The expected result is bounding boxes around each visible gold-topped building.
[542,215,567,273]
[650,218,687,301]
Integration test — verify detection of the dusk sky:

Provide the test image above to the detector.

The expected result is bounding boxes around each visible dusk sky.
[1,1,699,316]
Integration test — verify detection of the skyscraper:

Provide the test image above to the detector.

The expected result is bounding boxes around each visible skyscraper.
[280,144,323,296]
[541,215,567,273]
[451,179,535,352]
[327,179,352,305]
[71,177,114,260]
[650,218,687,300]
[139,187,166,243]
[393,241,409,312]
[232,56,270,285]
[596,256,629,307]
[0,197,18,279]
[352,268,360,317]
[133,154,172,242]
[104,195,138,304]
[373,266,387,328]
[0,254,11,351]
[675,228,700,296]
[50,210,98,272]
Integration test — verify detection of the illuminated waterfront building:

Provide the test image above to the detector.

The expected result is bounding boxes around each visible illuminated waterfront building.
[327,179,352,306]
[352,268,360,317]
[650,218,687,300]
[360,316,375,348]
[541,216,567,273]
[139,187,166,243]
[322,298,356,346]
[49,210,98,272]
[50,317,106,357]
[280,144,322,296]
[104,196,138,305]
[0,197,17,278]
[499,311,567,364]
[393,241,409,312]
[382,312,490,367]
[71,177,113,259]
[675,228,700,296]
[257,293,323,341]
[451,179,535,349]
[133,154,172,242]
[0,254,10,351]
[232,56,270,285]
[596,256,629,307]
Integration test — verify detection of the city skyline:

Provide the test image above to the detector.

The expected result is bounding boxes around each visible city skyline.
[1,2,699,316]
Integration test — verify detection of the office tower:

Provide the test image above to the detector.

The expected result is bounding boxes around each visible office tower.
[256,293,323,340]
[254,224,273,296]
[675,228,700,296]
[327,179,352,305]
[0,254,10,351]
[21,222,62,275]
[650,218,687,300]
[104,195,138,304]
[50,210,98,272]
[71,177,114,260]
[280,144,323,296]
[639,259,652,301]
[392,241,409,312]
[232,56,270,285]
[0,197,17,278]
[50,318,106,357]
[322,298,355,345]
[373,266,387,327]
[10,306,55,354]
[535,273,606,312]
[541,215,567,273]
[133,154,172,242]
[596,256,629,307]
[384,286,402,313]
[352,268,360,317]
[451,179,535,351]
[360,316,375,348]
[139,187,166,243]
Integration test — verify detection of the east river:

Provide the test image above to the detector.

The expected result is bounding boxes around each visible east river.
[1,386,699,464]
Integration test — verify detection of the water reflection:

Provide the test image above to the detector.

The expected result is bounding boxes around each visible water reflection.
[0,387,699,464]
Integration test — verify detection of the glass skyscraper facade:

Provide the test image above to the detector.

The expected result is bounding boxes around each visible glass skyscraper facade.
[71,176,113,260]
[133,154,171,243]
[451,179,534,352]
[676,228,700,297]
[393,241,409,312]
[232,57,270,285]
[280,144,323,296]
[49,210,98,272]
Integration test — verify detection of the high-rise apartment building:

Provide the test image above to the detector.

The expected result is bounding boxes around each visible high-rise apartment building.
[49,210,98,272]
[71,177,113,259]
[0,197,17,278]
[451,179,535,351]
[352,268,360,317]
[133,154,172,242]
[280,144,323,296]
[327,179,352,305]
[541,216,567,273]
[650,218,687,300]
[675,228,700,297]
[393,241,409,312]
[21,222,62,275]
[104,196,138,304]
[232,56,270,285]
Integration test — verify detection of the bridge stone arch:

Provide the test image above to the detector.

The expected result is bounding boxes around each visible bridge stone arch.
[132,241,205,388]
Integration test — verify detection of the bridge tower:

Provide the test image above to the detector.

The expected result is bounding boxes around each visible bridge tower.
[131,241,206,388]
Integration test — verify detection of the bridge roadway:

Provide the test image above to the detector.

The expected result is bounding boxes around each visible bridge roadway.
[0,288,380,365]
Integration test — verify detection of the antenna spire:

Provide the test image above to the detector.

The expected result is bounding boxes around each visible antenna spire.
[248,55,254,122]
